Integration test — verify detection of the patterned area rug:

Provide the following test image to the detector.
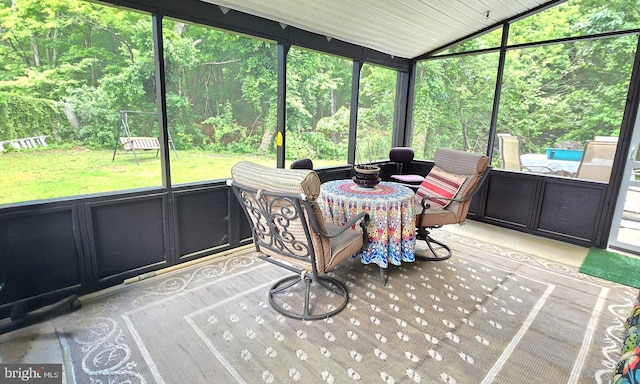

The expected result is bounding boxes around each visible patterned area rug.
[52,230,638,384]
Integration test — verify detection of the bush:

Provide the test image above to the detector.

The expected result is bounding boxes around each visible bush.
[0,92,69,142]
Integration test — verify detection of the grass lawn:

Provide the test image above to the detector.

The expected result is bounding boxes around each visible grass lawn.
[0,147,343,205]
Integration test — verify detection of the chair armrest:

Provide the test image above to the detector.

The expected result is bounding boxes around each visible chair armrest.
[326,211,370,234]
[326,212,371,251]
[310,211,370,238]
[306,208,371,250]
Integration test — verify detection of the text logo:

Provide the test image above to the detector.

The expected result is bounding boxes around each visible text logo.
[0,364,62,384]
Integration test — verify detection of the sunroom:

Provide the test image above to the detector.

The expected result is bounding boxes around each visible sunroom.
[1,0,639,381]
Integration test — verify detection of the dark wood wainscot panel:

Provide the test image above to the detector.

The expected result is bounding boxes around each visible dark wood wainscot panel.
[484,172,537,228]
[0,206,85,317]
[86,194,168,285]
[318,166,353,183]
[536,180,605,242]
[236,199,253,244]
[174,187,230,260]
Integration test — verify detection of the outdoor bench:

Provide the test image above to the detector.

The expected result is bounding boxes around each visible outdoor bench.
[119,136,161,152]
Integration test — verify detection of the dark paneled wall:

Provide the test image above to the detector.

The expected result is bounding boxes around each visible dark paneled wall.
[0,206,85,317]
[87,194,169,285]
[536,181,603,241]
[174,187,230,260]
[482,172,608,245]
[485,173,537,228]
[0,166,611,320]
[0,185,245,318]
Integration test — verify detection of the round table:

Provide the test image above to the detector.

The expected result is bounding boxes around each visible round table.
[319,180,416,268]
[520,153,579,176]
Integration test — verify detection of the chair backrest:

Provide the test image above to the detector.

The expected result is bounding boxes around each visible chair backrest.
[389,147,415,164]
[290,158,314,170]
[498,134,522,171]
[594,136,618,142]
[389,147,415,175]
[229,161,333,273]
[433,148,490,222]
[576,140,617,182]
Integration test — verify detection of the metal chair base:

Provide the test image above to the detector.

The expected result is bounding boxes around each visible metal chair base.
[415,232,452,262]
[267,274,348,320]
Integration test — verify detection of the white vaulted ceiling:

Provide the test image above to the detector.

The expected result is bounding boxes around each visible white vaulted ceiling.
[201,0,555,59]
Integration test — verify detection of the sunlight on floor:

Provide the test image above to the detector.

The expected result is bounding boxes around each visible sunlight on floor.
[444,220,590,268]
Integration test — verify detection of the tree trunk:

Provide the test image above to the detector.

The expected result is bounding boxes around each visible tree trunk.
[259,131,273,154]
[331,89,337,115]
[30,36,41,66]
[52,28,58,63]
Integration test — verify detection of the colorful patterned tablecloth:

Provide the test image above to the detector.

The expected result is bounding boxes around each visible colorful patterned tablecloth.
[319,179,416,268]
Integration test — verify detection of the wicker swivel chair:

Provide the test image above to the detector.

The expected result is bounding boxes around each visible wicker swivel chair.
[414,149,490,261]
[228,161,370,320]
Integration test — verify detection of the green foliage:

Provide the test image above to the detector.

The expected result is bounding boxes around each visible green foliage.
[497,35,635,153]
[314,106,351,160]
[0,91,68,141]
[201,100,259,153]
[63,86,118,148]
[414,0,637,160]
[413,53,498,159]
[284,47,354,161]
[0,0,638,167]
[355,64,397,161]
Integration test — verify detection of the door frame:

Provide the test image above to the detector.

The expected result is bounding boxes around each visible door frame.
[608,98,640,255]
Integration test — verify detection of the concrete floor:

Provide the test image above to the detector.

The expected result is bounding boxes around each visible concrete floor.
[446,220,589,267]
[0,220,591,381]
[0,320,71,383]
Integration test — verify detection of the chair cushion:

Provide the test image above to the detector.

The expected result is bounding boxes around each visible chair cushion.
[415,166,466,209]
[325,222,364,270]
[414,208,459,227]
[434,148,489,175]
[231,161,320,198]
[391,174,425,183]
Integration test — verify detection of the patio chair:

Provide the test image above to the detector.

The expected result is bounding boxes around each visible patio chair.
[228,161,370,320]
[576,140,617,182]
[413,148,490,261]
[290,158,314,170]
[594,136,619,142]
[498,134,553,173]
[389,147,425,184]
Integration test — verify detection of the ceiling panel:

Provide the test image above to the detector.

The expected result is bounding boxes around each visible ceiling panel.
[202,0,552,59]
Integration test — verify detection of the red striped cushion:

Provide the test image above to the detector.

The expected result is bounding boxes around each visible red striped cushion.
[415,166,466,209]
